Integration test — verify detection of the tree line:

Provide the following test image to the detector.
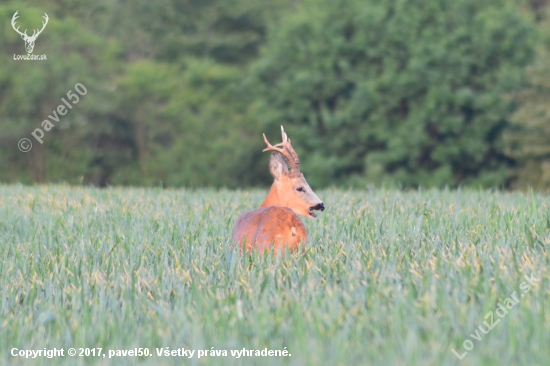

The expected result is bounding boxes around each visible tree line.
[1,0,549,189]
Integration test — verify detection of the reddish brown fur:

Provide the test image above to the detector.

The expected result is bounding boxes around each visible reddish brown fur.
[232,207,307,252]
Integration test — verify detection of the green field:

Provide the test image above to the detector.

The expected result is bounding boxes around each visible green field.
[0,185,548,365]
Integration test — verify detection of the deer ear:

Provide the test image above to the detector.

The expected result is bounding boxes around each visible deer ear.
[269,152,289,180]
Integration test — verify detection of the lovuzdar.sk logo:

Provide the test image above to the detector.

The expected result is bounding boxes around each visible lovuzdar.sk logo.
[11,10,48,61]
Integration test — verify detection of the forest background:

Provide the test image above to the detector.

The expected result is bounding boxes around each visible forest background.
[1,0,550,190]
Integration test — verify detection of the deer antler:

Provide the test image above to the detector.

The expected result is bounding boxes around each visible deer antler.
[11,11,28,38]
[11,11,48,40]
[30,13,49,40]
[263,126,301,176]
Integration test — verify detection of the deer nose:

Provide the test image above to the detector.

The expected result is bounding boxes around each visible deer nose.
[313,203,325,211]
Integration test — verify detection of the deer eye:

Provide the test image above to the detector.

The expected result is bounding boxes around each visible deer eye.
[296,187,305,192]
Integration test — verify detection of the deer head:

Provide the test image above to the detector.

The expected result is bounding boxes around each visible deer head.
[261,126,325,219]
[11,11,49,54]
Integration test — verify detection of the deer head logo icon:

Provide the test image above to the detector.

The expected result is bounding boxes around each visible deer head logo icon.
[11,11,49,54]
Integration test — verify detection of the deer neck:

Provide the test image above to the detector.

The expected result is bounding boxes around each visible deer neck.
[260,182,283,208]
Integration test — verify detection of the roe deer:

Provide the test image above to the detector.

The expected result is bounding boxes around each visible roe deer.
[232,126,325,253]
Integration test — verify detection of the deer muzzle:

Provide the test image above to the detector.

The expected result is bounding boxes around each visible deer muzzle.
[308,203,325,218]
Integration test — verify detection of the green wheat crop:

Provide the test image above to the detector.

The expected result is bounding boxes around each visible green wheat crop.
[0,185,548,365]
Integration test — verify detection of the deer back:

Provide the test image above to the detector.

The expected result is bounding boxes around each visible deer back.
[232,206,307,252]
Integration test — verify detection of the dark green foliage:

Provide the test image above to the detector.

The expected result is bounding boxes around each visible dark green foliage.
[253,0,535,188]
[0,3,119,184]
[0,0,544,188]
[504,5,550,190]
[107,59,266,188]
[0,0,278,187]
